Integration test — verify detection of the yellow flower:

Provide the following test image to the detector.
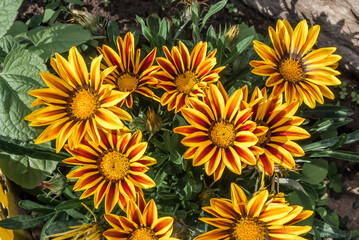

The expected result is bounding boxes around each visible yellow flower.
[155,41,224,113]
[195,183,313,240]
[247,88,310,175]
[103,192,179,240]
[174,83,258,181]
[98,32,160,108]
[250,19,341,108]
[63,130,156,213]
[46,204,105,240]
[25,46,132,152]
[0,168,14,240]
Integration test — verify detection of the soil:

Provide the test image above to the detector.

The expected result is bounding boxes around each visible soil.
[14,0,359,234]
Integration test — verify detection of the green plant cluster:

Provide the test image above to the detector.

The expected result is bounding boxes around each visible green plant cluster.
[0,0,358,239]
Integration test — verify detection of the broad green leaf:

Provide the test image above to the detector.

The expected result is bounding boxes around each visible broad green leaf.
[0,212,54,230]
[5,21,28,37]
[26,24,95,60]
[0,47,46,141]
[301,159,328,185]
[201,0,228,29]
[0,153,58,189]
[0,35,20,63]
[0,0,23,38]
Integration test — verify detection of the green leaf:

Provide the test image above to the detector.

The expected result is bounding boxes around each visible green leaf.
[303,104,353,119]
[311,150,359,162]
[0,153,58,189]
[0,136,69,161]
[26,24,95,60]
[136,16,156,45]
[6,21,28,37]
[201,0,228,29]
[206,25,217,44]
[312,219,346,238]
[158,19,167,44]
[55,199,93,211]
[222,36,253,65]
[0,212,54,230]
[18,200,54,213]
[0,35,20,62]
[0,47,46,141]
[0,0,23,38]
[42,8,56,23]
[279,178,308,195]
[40,213,59,240]
[301,159,328,185]
[303,130,359,152]
[44,220,81,236]
[107,20,120,48]
[329,174,342,193]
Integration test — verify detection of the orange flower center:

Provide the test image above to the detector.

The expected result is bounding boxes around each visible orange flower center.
[129,227,157,240]
[209,121,236,148]
[69,89,99,119]
[175,71,198,94]
[99,150,130,181]
[256,121,271,147]
[232,217,267,240]
[117,73,138,92]
[278,58,304,83]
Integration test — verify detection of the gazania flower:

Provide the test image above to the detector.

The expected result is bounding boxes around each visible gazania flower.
[46,204,106,240]
[63,130,156,213]
[248,88,310,175]
[155,41,224,113]
[25,46,132,152]
[250,19,341,108]
[103,192,178,240]
[174,83,259,181]
[195,183,313,240]
[0,168,14,239]
[97,32,160,108]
